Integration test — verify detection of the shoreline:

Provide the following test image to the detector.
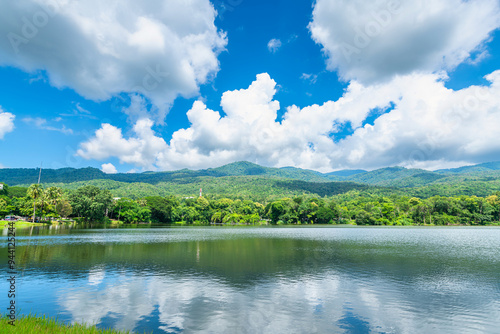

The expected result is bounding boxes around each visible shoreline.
[0,313,135,334]
[3,220,499,229]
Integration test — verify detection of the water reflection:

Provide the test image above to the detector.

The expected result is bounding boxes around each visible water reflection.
[51,268,499,333]
[2,227,500,333]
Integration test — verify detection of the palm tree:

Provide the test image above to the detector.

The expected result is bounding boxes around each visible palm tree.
[46,187,63,218]
[136,199,147,207]
[27,184,44,223]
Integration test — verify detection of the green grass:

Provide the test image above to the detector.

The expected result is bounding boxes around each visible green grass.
[0,313,136,333]
[0,220,48,228]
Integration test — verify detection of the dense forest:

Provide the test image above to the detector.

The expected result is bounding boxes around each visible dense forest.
[1,161,500,226]
[1,182,499,226]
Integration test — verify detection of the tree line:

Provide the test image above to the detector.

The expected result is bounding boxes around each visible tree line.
[1,183,499,225]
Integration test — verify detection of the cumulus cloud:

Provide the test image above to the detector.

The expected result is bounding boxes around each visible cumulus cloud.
[267,38,282,53]
[121,94,155,124]
[0,0,227,121]
[309,0,500,83]
[77,118,167,170]
[22,117,73,134]
[0,108,15,139]
[101,163,118,174]
[334,71,500,169]
[77,72,500,171]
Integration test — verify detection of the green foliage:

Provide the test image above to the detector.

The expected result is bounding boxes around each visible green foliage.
[3,161,500,226]
[0,198,9,217]
[69,185,113,223]
[0,182,8,196]
[111,198,151,224]
[4,183,500,226]
[0,313,133,333]
[4,161,500,203]
[55,200,73,218]
[8,186,27,198]
[274,180,369,197]
[27,184,43,200]
[145,196,178,223]
[0,161,330,186]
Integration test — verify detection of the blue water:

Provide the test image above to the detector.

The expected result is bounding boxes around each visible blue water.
[2,226,500,333]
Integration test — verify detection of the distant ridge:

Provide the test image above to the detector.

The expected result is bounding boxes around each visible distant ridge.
[435,161,500,174]
[0,167,106,186]
[0,161,331,185]
[1,161,500,189]
[327,169,367,177]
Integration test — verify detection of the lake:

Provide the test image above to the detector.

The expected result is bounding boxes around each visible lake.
[2,226,500,333]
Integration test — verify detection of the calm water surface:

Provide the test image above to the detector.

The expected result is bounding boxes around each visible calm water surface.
[1,226,500,333]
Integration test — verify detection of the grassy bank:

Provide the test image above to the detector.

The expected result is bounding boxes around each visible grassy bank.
[0,314,133,333]
[0,220,47,228]
[0,219,78,228]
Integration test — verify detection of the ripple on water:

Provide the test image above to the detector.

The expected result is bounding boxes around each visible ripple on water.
[3,226,500,333]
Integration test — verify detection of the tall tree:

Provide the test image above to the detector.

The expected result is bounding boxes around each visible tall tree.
[27,184,44,222]
[45,187,63,214]
[145,196,179,223]
[70,185,112,223]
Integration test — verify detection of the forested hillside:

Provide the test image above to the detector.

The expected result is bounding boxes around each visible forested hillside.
[435,161,500,174]
[2,161,500,200]
[3,161,500,226]
[2,182,499,226]
[33,177,373,201]
[0,161,331,185]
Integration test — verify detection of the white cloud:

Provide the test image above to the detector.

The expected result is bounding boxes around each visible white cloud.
[22,117,73,134]
[301,73,318,84]
[309,0,500,83]
[122,94,154,124]
[334,70,500,170]
[60,103,97,120]
[22,117,46,128]
[101,163,118,174]
[77,119,167,170]
[0,0,227,121]
[267,38,282,53]
[0,108,15,139]
[77,71,500,171]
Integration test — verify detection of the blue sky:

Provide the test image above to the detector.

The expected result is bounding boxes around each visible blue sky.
[0,0,499,173]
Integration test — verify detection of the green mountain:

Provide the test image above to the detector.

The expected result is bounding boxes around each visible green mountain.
[435,161,500,174]
[36,177,372,200]
[346,167,446,187]
[0,167,107,185]
[2,161,500,200]
[3,161,500,187]
[0,161,332,185]
[327,169,367,177]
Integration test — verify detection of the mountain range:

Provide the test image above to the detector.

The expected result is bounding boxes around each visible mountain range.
[2,160,500,185]
[1,161,500,199]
